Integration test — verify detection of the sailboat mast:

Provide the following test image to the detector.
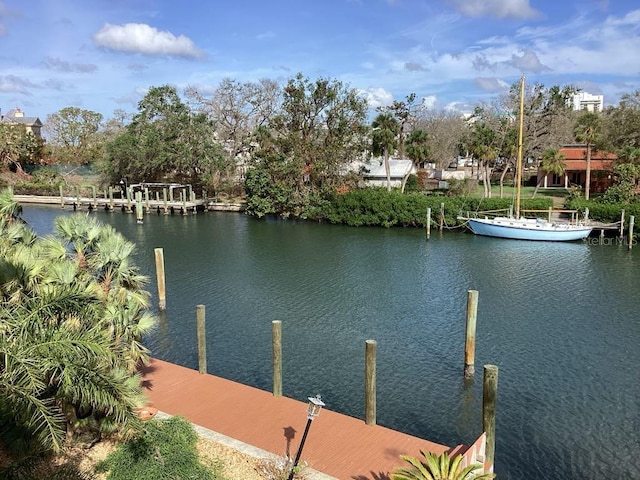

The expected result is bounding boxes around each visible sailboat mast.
[515,76,525,219]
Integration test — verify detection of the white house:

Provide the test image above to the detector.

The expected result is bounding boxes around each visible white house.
[358,158,415,188]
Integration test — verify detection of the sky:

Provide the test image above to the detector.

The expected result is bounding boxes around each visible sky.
[0,0,638,122]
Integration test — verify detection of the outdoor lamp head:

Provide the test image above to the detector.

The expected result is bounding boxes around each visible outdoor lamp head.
[306,394,325,420]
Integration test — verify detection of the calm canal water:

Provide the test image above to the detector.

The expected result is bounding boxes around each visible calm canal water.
[22,205,640,480]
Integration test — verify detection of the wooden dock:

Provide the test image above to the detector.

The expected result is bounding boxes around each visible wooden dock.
[141,359,486,480]
[14,194,205,214]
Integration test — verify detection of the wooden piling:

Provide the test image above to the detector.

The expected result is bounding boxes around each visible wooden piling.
[464,290,478,378]
[599,229,604,245]
[135,191,144,224]
[154,248,166,310]
[426,207,432,240]
[144,188,150,212]
[584,207,589,222]
[482,364,499,473]
[108,186,114,211]
[196,305,207,374]
[272,320,282,397]
[59,185,65,208]
[439,203,445,232]
[629,215,635,250]
[548,206,552,222]
[91,186,97,208]
[163,188,168,214]
[365,339,377,426]
[619,209,625,240]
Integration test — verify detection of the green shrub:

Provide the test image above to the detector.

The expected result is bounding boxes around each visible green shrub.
[313,188,554,228]
[95,416,223,480]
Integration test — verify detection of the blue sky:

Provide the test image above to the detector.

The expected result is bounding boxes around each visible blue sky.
[0,0,638,121]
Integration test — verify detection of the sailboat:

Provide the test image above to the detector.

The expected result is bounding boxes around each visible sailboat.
[462,77,593,242]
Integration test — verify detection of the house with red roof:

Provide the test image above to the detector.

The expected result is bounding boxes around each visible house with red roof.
[537,144,617,194]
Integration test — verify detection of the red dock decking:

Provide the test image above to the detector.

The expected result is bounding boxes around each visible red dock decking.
[141,359,453,479]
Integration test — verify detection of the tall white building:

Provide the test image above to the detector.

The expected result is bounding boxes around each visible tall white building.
[571,92,604,112]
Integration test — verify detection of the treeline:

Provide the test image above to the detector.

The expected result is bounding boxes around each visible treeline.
[2,73,640,220]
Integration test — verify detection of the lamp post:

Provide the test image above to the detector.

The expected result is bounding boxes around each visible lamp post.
[287,394,325,480]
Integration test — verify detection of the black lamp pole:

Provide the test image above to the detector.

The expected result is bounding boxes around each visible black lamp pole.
[287,395,324,480]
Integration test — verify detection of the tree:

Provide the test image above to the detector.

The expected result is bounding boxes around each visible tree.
[378,93,419,159]
[245,74,368,217]
[413,109,468,169]
[0,192,155,454]
[185,78,281,195]
[0,123,45,171]
[405,129,430,193]
[574,112,603,200]
[603,90,640,152]
[44,107,103,165]
[532,148,567,198]
[502,82,577,162]
[466,120,501,198]
[372,113,400,191]
[102,85,226,191]
[392,450,495,480]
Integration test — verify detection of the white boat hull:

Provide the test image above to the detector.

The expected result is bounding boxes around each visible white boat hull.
[465,217,592,242]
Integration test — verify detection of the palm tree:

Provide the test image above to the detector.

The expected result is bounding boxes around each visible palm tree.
[392,451,495,480]
[532,148,567,198]
[574,112,603,199]
[0,190,152,454]
[405,129,430,193]
[372,113,399,191]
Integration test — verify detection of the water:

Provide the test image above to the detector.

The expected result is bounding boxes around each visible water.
[21,205,640,480]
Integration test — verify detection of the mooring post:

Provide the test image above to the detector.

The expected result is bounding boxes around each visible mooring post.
[365,339,377,426]
[169,186,174,203]
[508,205,513,218]
[464,290,478,378]
[439,202,445,232]
[599,229,604,245]
[482,364,499,474]
[196,305,207,374]
[548,206,552,222]
[183,191,187,215]
[272,320,282,397]
[426,207,432,240]
[144,188,150,212]
[90,186,97,208]
[108,186,114,211]
[163,188,168,214]
[126,187,132,212]
[619,209,625,240]
[584,207,589,222]
[629,215,635,251]
[154,248,166,310]
[59,185,65,208]
[135,191,144,224]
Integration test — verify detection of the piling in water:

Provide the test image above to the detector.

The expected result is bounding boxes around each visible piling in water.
[154,248,166,310]
[629,215,635,250]
[196,305,206,374]
[365,339,377,426]
[272,320,282,397]
[464,290,478,378]
[482,364,498,473]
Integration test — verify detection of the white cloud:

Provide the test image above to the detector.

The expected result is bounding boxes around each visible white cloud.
[358,87,394,108]
[421,95,437,109]
[474,77,509,92]
[448,0,541,19]
[93,23,204,58]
